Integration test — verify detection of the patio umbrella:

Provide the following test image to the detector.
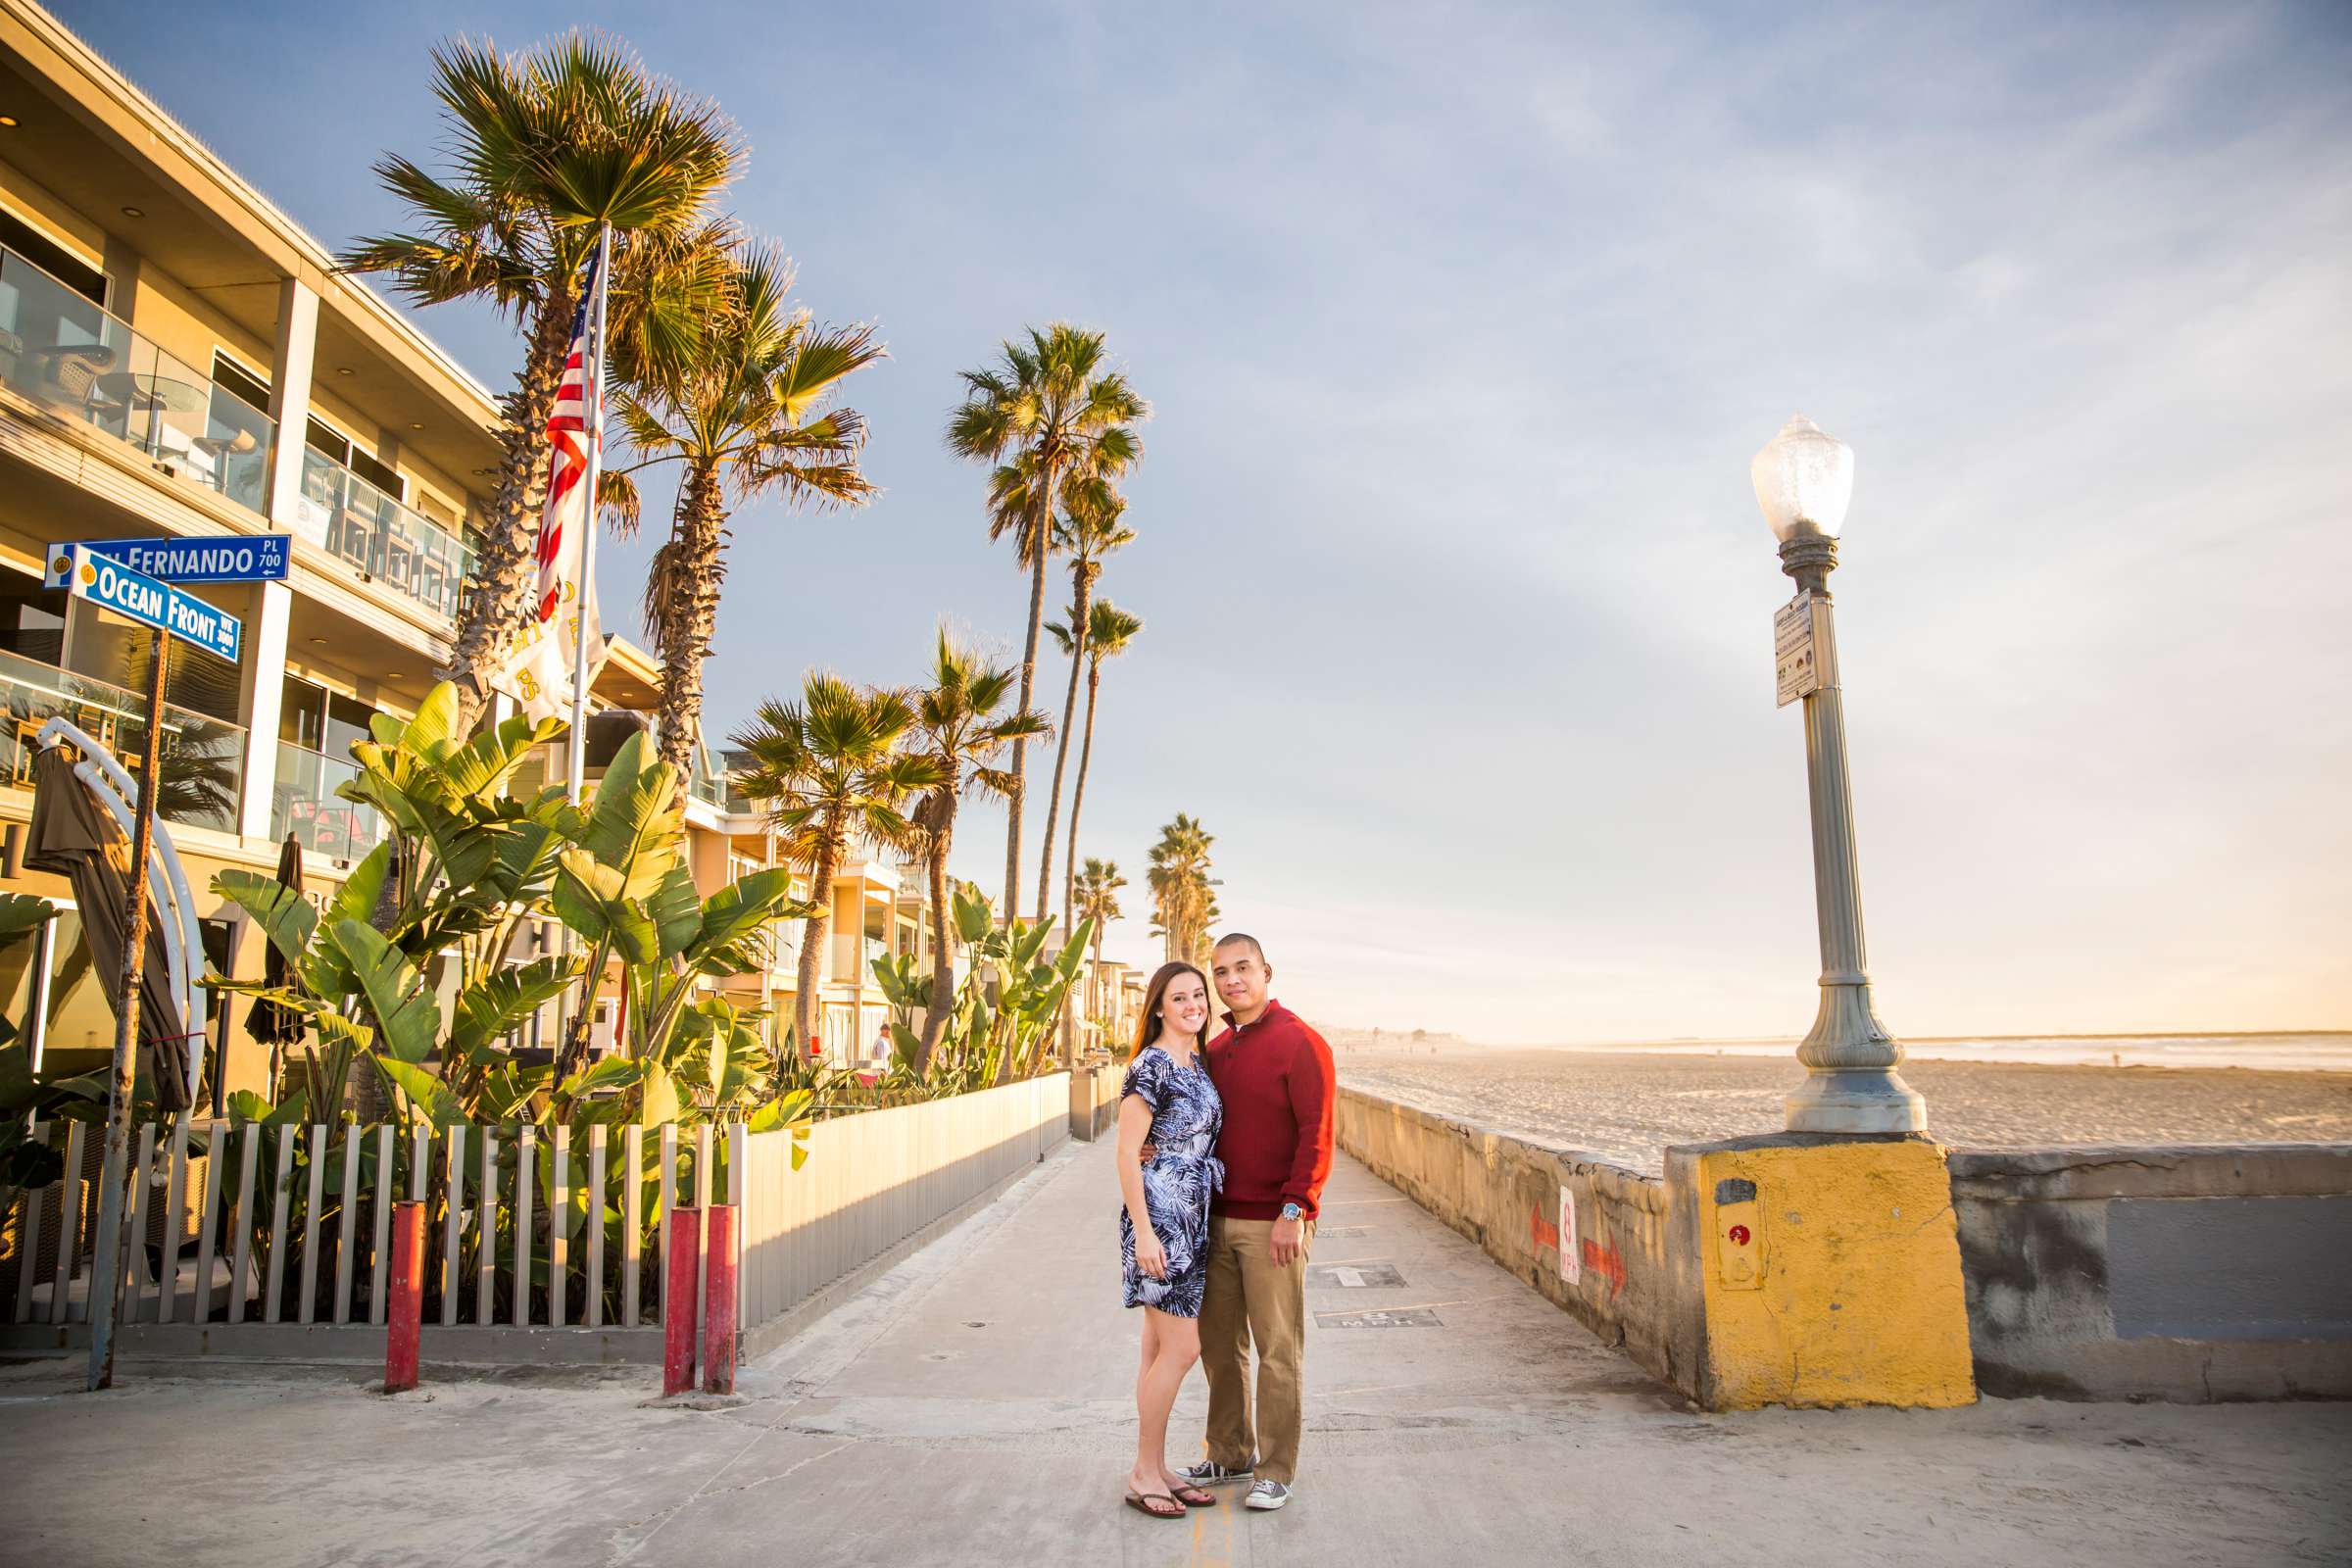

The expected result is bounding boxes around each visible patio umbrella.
[24,746,190,1111]
[247,833,308,1091]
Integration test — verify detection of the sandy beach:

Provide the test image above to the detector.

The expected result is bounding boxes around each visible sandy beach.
[1336,1041,2352,1173]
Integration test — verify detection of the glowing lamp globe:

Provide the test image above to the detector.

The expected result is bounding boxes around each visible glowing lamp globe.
[1751,415,1854,543]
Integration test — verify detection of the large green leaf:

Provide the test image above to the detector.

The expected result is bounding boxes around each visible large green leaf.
[557,1054,644,1102]
[322,919,441,1063]
[372,1055,466,1128]
[690,867,798,961]
[325,841,394,930]
[639,1059,680,1125]
[552,852,660,964]
[953,885,993,946]
[575,731,684,892]
[228,1086,309,1126]
[449,956,581,1061]
[399,682,466,759]
[476,1061,553,1122]
[213,870,318,972]
[646,862,707,961]
[435,711,564,799]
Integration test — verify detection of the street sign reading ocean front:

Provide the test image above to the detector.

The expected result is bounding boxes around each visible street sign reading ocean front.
[81,533,291,584]
[47,544,242,663]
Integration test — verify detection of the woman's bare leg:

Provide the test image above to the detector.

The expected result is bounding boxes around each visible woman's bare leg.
[1129,1305,1202,1495]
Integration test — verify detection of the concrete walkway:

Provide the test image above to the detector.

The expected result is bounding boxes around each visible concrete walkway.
[2,1138,2347,1566]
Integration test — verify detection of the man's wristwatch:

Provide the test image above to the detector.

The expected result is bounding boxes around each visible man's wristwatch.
[1280,1201,1303,1222]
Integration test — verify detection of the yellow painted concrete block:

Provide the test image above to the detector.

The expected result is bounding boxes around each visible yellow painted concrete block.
[1694,1139,1976,1410]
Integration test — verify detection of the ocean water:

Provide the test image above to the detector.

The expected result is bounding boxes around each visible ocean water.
[1521,1033,2352,1072]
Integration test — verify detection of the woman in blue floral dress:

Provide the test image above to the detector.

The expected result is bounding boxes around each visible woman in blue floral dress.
[1115,960,1223,1519]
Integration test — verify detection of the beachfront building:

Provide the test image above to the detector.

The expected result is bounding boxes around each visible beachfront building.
[0,2,917,1097]
[0,0,514,1096]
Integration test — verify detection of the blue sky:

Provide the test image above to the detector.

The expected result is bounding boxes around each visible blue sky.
[70,0,2352,1040]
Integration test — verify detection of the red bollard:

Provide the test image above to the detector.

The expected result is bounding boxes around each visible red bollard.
[703,1204,737,1396]
[662,1208,701,1397]
[383,1201,425,1394]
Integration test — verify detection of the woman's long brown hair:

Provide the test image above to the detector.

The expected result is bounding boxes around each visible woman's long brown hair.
[1132,961,1211,1058]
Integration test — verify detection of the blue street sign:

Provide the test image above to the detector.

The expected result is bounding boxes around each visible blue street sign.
[80,533,291,584]
[46,544,243,664]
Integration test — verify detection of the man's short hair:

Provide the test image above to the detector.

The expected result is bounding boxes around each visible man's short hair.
[1213,932,1266,964]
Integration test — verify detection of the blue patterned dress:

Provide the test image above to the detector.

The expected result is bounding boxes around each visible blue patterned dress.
[1119,1045,1224,1317]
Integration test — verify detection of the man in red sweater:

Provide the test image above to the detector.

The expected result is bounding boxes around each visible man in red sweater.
[1181,933,1334,1512]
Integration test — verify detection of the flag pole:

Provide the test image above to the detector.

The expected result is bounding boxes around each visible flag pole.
[563,222,612,809]
[559,223,612,1066]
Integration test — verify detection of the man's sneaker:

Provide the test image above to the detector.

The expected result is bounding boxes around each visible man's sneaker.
[1245,1480,1291,1511]
[1180,1458,1254,1486]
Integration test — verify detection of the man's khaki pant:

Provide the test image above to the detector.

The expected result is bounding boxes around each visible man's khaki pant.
[1199,1214,1314,1485]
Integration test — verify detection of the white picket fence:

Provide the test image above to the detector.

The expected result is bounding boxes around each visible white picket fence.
[0,1073,1069,1362]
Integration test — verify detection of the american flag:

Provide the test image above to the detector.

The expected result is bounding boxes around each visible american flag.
[532,254,602,625]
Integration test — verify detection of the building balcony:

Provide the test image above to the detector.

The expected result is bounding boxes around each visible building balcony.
[269,740,387,861]
[0,244,274,517]
[289,447,474,623]
[0,647,244,834]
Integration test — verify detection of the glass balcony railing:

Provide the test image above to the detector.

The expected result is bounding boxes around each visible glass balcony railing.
[686,745,728,808]
[270,741,386,860]
[0,245,274,517]
[0,648,245,833]
[290,448,475,621]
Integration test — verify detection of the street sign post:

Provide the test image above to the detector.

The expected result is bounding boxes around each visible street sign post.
[47,544,242,664]
[81,533,291,584]
[42,541,249,1388]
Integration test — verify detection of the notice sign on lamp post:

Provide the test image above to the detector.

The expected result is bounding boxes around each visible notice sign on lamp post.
[47,544,243,663]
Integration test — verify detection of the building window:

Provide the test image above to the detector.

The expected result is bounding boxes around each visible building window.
[0,208,105,308]
[67,600,240,722]
[304,416,404,501]
[0,572,69,667]
[212,350,270,416]
[278,673,376,757]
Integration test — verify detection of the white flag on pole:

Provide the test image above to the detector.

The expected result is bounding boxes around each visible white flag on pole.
[502,255,609,722]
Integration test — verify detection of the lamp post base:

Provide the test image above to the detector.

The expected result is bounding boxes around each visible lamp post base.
[1786,1068,1928,1135]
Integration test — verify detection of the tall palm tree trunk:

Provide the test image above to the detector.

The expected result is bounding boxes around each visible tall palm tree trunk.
[1033,569,1093,921]
[916,817,956,1073]
[655,462,728,774]
[794,836,843,1059]
[1057,657,1103,1059]
[1004,501,1049,924]
[447,289,579,732]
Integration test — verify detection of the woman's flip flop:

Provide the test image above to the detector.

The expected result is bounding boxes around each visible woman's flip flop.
[1171,1485,1217,1507]
[1125,1492,1187,1520]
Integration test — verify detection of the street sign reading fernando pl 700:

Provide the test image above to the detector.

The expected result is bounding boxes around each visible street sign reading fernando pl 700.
[82,533,291,584]
[46,544,242,664]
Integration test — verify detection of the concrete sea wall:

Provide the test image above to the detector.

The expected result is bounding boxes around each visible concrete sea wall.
[1949,1143,2352,1401]
[1337,1087,2352,1407]
[1334,1090,1700,1394]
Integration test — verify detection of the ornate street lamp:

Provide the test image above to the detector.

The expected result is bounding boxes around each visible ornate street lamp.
[1752,416,1926,1134]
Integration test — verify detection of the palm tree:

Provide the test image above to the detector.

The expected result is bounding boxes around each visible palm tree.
[1047,598,1141,1054]
[906,632,1050,1071]
[1072,857,1126,1042]
[1147,813,1219,964]
[344,35,741,731]
[730,675,944,1055]
[1032,483,1134,921]
[944,325,1147,921]
[616,243,885,773]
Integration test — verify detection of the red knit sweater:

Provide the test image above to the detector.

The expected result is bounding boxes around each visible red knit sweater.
[1206,1000,1336,1221]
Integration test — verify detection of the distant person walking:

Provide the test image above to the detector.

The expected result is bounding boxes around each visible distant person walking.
[1180,933,1335,1513]
[1113,961,1224,1519]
